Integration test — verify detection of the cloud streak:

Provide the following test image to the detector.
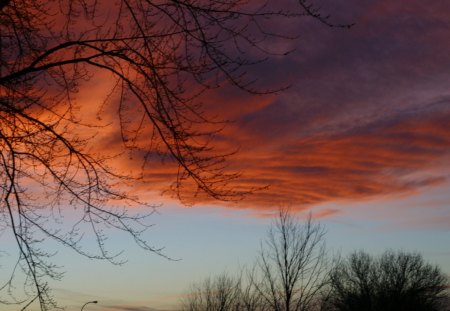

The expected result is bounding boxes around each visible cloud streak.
[125,97,450,211]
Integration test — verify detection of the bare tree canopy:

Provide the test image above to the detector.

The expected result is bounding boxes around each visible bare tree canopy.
[323,250,450,311]
[181,273,243,311]
[182,271,266,311]
[252,209,329,311]
[0,0,346,310]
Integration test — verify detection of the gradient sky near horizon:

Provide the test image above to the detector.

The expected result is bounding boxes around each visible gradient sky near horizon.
[2,0,450,310]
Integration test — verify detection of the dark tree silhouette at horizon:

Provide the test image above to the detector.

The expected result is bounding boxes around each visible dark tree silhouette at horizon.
[322,250,450,311]
[252,209,329,311]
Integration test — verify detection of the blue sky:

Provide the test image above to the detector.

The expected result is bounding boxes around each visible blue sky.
[28,195,450,310]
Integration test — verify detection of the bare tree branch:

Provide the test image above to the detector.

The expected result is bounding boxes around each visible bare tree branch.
[253,209,329,311]
[0,1,347,309]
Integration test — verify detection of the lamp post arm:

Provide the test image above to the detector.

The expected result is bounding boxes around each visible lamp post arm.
[81,300,98,311]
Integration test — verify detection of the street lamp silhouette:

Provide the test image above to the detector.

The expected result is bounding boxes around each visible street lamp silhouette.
[81,300,98,310]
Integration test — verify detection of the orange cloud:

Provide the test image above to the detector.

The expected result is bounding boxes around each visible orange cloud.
[104,100,450,213]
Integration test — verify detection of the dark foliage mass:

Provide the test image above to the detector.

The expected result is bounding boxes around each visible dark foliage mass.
[323,250,450,311]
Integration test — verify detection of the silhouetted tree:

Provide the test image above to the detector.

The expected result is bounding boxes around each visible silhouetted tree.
[182,270,269,311]
[252,209,329,311]
[181,273,242,311]
[323,250,450,311]
[0,0,347,309]
[240,270,267,311]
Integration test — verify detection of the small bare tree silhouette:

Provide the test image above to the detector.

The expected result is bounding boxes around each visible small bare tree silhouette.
[253,209,329,311]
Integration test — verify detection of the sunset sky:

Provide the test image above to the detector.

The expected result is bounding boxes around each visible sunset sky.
[2,0,450,310]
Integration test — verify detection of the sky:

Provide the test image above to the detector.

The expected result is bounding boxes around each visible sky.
[2,0,450,310]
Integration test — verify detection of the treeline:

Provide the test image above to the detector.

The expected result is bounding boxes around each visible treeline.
[180,209,450,311]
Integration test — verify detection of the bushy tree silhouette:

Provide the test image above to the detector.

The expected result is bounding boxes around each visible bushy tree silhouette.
[323,250,449,311]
